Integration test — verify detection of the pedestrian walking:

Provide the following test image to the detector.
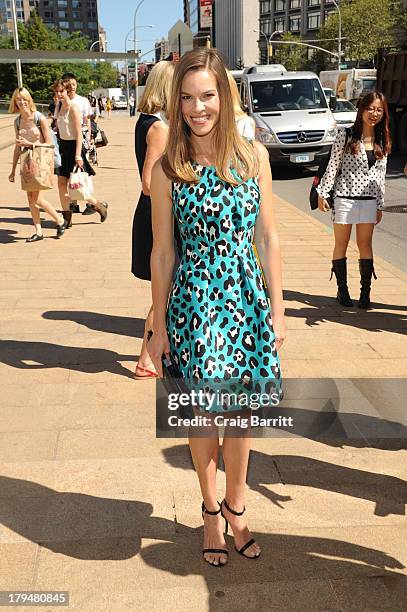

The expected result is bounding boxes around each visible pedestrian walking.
[129,94,135,117]
[8,87,66,242]
[97,95,104,117]
[106,97,112,118]
[53,79,108,227]
[131,60,175,379]
[148,48,285,566]
[317,91,391,309]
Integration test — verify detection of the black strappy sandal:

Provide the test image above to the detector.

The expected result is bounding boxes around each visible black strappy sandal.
[201,502,228,567]
[221,499,260,559]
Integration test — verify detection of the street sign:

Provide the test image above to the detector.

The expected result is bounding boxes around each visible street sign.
[340,64,347,69]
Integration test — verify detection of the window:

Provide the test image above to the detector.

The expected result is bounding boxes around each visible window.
[260,18,271,35]
[88,21,97,29]
[274,18,285,32]
[260,0,271,13]
[289,15,301,32]
[73,21,83,29]
[59,21,69,29]
[308,12,320,29]
[88,0,97,6]
[290,0,301,8]
[57,0,68,6]
[275,0,285,11]
[72,0,81,7]
[251,78,327,112]
[72,10,81,18]
[308,0,320,6]
[88,10,97,18]
[44,10,53,18]
[58,10,68,17]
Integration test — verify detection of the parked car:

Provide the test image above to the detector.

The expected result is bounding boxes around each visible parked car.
[112,95,128,110]
[240,67,337,166]
[333,98,357,128]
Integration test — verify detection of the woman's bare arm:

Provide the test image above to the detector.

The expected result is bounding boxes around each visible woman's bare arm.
[141,121,168,196]
[39,115,52,145]
[148,158,175,374]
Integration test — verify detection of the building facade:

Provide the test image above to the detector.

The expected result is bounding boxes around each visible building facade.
[215,0,259,69]
[258,0,337,63]
[37,0,100,43]
[183,0,213,47]
[155,37,170,63]
[0,0,39,35]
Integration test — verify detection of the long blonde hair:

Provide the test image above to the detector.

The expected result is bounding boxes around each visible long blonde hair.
[162,48,258,185]
[137,60,174,116]
[8,87,36,114]
[227,70,245,118]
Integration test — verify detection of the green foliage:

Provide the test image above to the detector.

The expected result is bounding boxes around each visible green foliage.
[273,33,307,71]
[0,11,118,101]
[318,0,397,66]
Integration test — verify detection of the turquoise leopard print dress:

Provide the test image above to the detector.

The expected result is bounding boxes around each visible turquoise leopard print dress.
[167,163,282,413]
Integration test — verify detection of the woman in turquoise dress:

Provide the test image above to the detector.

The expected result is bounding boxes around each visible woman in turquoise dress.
[149,49,286,567]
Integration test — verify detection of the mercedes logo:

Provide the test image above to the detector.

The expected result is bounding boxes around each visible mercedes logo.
[297,131,307,143]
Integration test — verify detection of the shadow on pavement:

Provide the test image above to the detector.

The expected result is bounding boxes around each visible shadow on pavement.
[42,310,145,339]
[0,339,135,379]
[1,475,405,609]
[284,289,407,335]
[162,446,407,517]
[0,228,24,244]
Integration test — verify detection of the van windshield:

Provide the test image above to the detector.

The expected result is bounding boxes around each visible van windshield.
[251,78,328,112]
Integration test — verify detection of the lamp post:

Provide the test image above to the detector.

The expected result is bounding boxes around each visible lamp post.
[332,0,342,70]
[10,0,22,87]
[253,29,283,64]
[133,0,147,112]
[89,40,101,51]
[125,24,153,111]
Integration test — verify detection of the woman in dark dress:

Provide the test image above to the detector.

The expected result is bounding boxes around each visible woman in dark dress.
[131,61,175,379]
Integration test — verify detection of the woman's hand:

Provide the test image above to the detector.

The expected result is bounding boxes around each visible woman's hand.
[75,158,84,169]
[318,195,331,212]
[16,136,32,148]
[376,210,383,224]
[8,172,15,183]
[272,312,286,352]
[147,328,171,378]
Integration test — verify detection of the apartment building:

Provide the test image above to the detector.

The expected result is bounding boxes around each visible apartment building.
[37,0,101,44]
[0,0,39,35]
[258,0,337,62]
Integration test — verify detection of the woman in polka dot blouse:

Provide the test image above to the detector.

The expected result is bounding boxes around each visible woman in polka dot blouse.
[317,92,391,309]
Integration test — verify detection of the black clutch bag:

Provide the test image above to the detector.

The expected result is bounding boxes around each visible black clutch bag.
[147,331,194,420]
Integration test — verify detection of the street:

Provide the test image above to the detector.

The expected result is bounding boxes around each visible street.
[272,154,407,273]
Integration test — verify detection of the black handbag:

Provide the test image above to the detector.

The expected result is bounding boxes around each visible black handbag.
[309,127,352,211]
[147,331,194,420]
[95,129,108,148]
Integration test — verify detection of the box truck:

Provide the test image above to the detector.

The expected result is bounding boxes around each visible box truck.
[319,69,376,104]
[376,48,407,152]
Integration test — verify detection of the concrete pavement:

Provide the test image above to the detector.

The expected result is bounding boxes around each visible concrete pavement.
[0,113,406,611]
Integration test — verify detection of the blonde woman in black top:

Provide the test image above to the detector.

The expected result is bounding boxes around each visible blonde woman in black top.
[317,92,391,309]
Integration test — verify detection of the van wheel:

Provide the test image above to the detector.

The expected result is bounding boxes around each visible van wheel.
[398,113,407,153]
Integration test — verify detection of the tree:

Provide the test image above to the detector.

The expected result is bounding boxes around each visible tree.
[0,11,119,100]
[318,0,396,66]
[273,33,307,71]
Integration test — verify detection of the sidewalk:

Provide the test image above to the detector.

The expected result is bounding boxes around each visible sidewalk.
[0,114,406,611]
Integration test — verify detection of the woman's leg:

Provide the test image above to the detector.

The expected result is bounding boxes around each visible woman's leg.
[189,425,228,566]
[333,223,352,260]
[58,176,70,212]
[86,194,108,222]
[356,223,374,259]
[37,193,63,225]
[27,192,42,235]
[222,424,261,558]
[135,305,157,375]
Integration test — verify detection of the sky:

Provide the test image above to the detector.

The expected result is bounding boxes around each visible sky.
[98,0,184,62]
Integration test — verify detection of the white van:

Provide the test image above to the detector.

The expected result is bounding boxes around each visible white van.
[240,68,337,165]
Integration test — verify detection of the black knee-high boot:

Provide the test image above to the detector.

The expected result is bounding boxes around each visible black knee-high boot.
[62,210,72,229]
[330,258,353,307]
[358,259,377,309]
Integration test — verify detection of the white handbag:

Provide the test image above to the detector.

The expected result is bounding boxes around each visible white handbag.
[68,167,93,201]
